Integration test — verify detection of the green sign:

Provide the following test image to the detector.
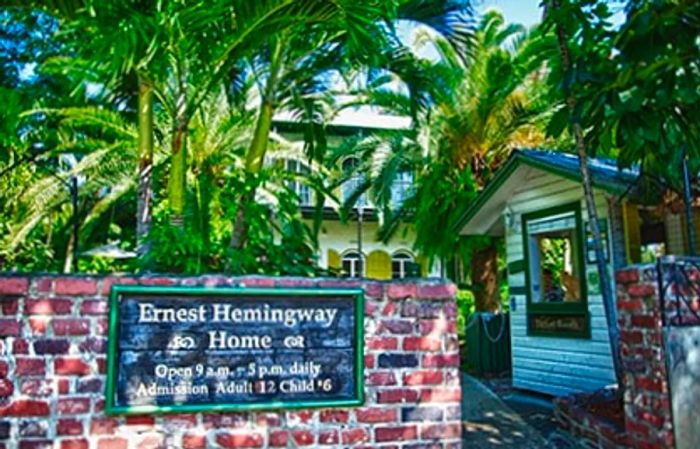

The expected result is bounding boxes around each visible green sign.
[106,286,365,415]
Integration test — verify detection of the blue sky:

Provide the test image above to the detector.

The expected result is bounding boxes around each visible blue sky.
[479,0,544,27]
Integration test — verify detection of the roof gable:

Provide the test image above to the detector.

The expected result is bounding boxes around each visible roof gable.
[456,149,640,235]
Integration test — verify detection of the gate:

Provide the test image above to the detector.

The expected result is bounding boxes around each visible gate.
[658,256,700,449]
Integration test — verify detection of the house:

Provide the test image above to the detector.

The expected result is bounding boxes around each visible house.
[456,149,691,396]
[270,110,440,280]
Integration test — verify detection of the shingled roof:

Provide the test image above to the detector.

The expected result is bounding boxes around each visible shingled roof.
[455,149,643,235]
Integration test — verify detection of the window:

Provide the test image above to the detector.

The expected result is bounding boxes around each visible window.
[390,171,413,208]
[523,202,589,338]
[342,251,364,278]
[285,159,311,206]
[341,157,367,207]
[391,252,414,279]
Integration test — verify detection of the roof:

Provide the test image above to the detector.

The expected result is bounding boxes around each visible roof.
[456,149,641,236]
[273,108,412,133]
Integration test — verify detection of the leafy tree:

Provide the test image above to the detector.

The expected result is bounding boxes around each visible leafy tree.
[338,11,553,310]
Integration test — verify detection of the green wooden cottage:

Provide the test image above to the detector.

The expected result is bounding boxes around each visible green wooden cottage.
[456,149,689,396]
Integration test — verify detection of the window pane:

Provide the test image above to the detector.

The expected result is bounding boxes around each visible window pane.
[527,212,582,304]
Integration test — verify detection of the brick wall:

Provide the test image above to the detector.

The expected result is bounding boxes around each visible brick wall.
[0,275,462,449]
[615,266,674,449]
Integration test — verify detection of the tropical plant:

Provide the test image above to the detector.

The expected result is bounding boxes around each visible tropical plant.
[337,10,554,311]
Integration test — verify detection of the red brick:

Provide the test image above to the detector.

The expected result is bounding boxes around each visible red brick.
[375,425,417,442]
[319,409,349,423]
[356,407,398,423]
[420,387,461,403]
[379,320,414,334]
[638,411,665,428]
[15,358,45,375]
[377,388,419,404]
[29,317,49,334]
[97,438,128,449]
[34,339,70,355]
[319,430,339,445]
[57,419,83,436]
[616,269,639,284]
[13,338,29,354]
[102,277,137,295]
[135,433,164,449]
[403,370,443,385]
[367,337,398,350]
[80,300,108,315]
[0,278,28,294]
[422,353,460,367]
[90,418,118,435]
[341,428,370,445]
[18,440,52,449]
[417,283,456,299]
[20,379,54,396]
[0,360,7,377]
[403,336,441,351]
[182,433,206,449]
[55,278,97,295]
[635,377,664,393]
[268,430,288,447]
[364,282,384,299]
[631,315,659,328]
[215,432,264,448]
[291,430,314,446]
[0,319,20,336]
[419,319,456,335]
[57,398,90,415]
[140,277,177,286]
[1,400,50,416]
[617,298,643,312]
[364,354,375,369]
[366,372,397,386]
[35,278,52,293]
[126,416,155,426]
[61,439,88,449]
[421,422,461,439]
[286,410,313,424]
[1,298,18,315]
[25,299,73,315]
[0,379,13,397]
[387,284,417,300]
[53,319,90,336]
[620,330,644,344]
[628,284,656,298]
[55,358,91,376]
[96,318,109,335]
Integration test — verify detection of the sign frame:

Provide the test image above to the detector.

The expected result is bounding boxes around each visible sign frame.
[105,285,365,415]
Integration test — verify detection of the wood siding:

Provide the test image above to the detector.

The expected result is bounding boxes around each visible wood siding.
[505,169,617,396]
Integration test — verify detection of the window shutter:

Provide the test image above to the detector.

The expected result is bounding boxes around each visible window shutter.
[622,201,642,264]
[416,254,429,277]
[327,249,341,271]
[367,250,391,280]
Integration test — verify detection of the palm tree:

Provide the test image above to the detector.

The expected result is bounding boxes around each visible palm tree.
[340,11,554,310]
[229,0,476,251]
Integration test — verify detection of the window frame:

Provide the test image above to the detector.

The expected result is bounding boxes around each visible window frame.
[341,251,364,278]
[391,251,414,279]
[521,201,590,339]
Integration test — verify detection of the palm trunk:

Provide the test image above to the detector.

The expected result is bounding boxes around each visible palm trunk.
[471,242,500,312]
[136,74,154,258]
[169,118,187,228]
[230,39,283,250]
[548,0,623,388]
